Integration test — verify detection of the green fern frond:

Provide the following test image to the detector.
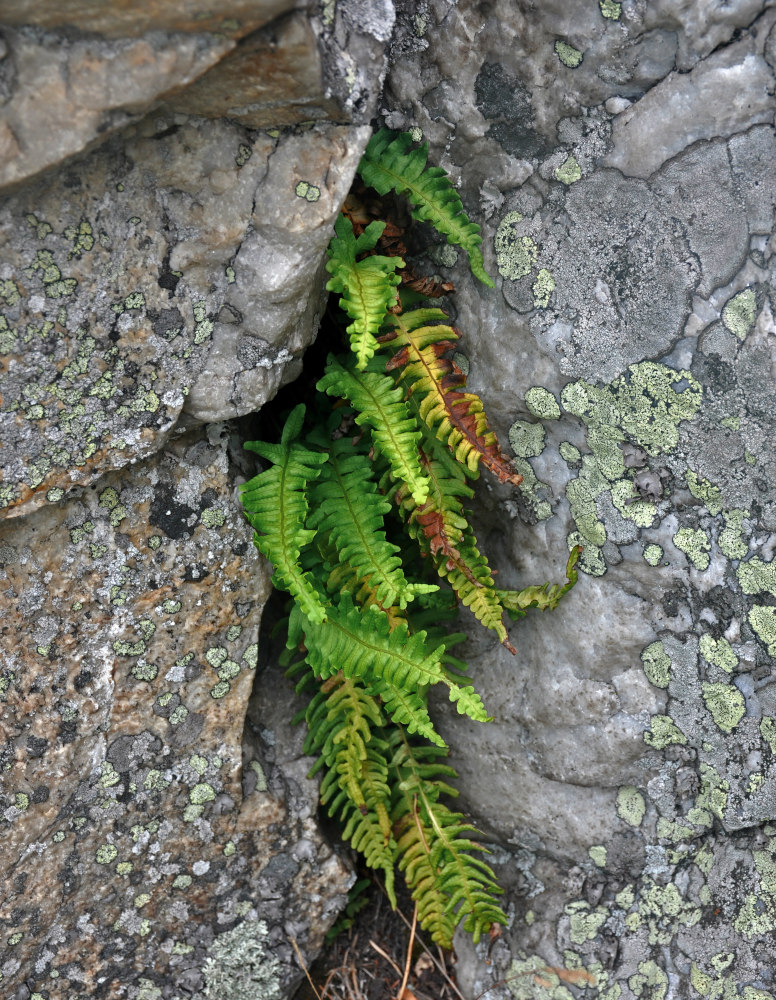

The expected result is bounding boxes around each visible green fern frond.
[358,129,494,288]
[317,356,429,505]
[309,437,436,611]
[300,597,490,739]
[241,404,329,624]
[498,545,581,619]
[389,731,507,948]
[326,214,405,370]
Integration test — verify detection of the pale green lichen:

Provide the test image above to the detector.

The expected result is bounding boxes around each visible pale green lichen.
[554,40,583,67]
[295,181,321,202]
[508,419,546,458]
[511,457,554,521]
[701,682,746,733]
[559,441,581,465]
[96,843,118,865]
[737,556,776,597]
[748,605,776,655]
[554,156,582,185]
[672,527,711,570]
[211,680,230,699]
[699,635,737,673]
[611,479,657,527]
[201,508,226,528]
[616,786,646,827]
[643,543,663,566]
[643,715,687,749]
[249,760,268,792]
[599,0,622,19]
[532,268,556,307]
[525,386,561,420]
[189,782,216,805]
[202,918,283,1000]
[684,470,723,515]
[719,509,749,560]
[721,288,756,340]
[641,641,671,688]
[589,845,607,868]
[761,718,776,754]
[494,212,538,280]
[566,901,609,944]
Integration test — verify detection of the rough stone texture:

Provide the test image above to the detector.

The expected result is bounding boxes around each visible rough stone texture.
[382,0,776,995]
[0,0,393,190]
[0,2,393,994]
[0,427,351,997]
[0,115,368,519]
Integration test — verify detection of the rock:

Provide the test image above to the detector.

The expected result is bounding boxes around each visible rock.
[0,0,392,191]
[0,426,352,996]
[381,0,776,993]
[0,116,367,519]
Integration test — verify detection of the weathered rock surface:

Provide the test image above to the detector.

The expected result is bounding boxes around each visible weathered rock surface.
[0,0,393,190]
[382,0,776,995]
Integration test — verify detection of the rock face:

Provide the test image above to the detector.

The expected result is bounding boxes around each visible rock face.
[2,0,776,997]
[0,1,392,996]
[381,1,776,997]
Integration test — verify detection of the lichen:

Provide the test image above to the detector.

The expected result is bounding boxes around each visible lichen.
[640,641,671,689]
[525,386,561,420]
[202,918,283,1000]
[721,288,756,340]
[554,156,582,185]
[494,212,538,280]
[616,786,646,827]
[554,41,583,68]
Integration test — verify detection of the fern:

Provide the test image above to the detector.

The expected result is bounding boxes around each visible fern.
[317,356,429,505]
[325,214,404,370]
[241,129,579,949]
[359,129,495,288]
[241,404,328,624]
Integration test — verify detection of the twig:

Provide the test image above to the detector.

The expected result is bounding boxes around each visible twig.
[396,902,418,1000]
[390,904,464,1000]
[370,938,404,977]
[289,935,324,1000]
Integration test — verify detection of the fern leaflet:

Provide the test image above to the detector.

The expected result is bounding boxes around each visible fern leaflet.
[498,546,582,619]
[241,405,328,624]
[325,214,404,370]
[317,356,429,505]
[359,129,494,288]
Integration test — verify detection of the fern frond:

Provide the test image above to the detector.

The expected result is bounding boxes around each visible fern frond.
[359,129,495,288]
[300,597,490,742]
[309,437,437,611]
[303,671,398,903]
[389,731,507,948]
[326,214,405,370]
[242,405,329,624]
[384,308,522,485]
[498,545,581,619]
[317,356,429,505]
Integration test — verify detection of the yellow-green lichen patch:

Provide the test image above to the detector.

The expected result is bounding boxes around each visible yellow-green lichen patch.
[722,288,757,340]
[202,918,283,1000]
[565,901,609,944]
[508,419,546,458]
[737,556,776,597]
[554,155,582,185]
[201,507,226,528]
[189,782,216,805]
[295,181,321,202]
[506,952,577,1000]
[643,715,687,749]
[698,635,737,673]
[616,786,646,827]
[210,680,230,699]
[641,641,671,688]
[512,457,554,521]
[242,644,259,668]
[193,301,214,344]
[599,0,622,18]
[761,717,776,754]
[643,543,663,566]
[96,843,118,865]
[494,212,538,280]
[629,960,667,1000]
[589,845,607,868]
[611,479,658,527]
[560,441,581,465]
[249,760,268,792]
[224,840,236,857]
[525,386,561,420]
[718,508,749,560]
[684,470,723,515]
[748,605,776,655]
[532,268,556,307]
[672,527,711,570]
[116,862,133,876]
[554,40,583,68]
[701,682,746,733]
